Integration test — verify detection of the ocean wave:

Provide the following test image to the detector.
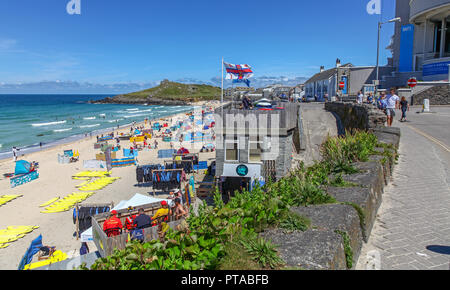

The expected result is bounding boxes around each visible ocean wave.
[123,114,150,119]
[32,120,67,127]
[53,128,73,133]
[108,119,124,123]
[80,124,101,128]
[83,117,96,120]
[126,108,139,111]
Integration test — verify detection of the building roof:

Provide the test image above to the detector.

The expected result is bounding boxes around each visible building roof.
[305,63,353,84]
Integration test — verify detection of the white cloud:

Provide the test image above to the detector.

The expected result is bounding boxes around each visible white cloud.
[0,39,18,51]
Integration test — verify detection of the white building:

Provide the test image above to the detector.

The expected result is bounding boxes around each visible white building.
[304,60,394,99]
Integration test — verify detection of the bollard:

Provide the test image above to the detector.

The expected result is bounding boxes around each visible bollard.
[423,99,430,113]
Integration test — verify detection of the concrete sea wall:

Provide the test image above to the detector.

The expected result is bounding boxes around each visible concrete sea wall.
[259,103,400,270]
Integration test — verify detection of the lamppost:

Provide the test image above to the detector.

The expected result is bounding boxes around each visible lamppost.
[376,17,401,93]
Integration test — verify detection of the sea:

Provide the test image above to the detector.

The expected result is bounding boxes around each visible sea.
[0,94,195,160]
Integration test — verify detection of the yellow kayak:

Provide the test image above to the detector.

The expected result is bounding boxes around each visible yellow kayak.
[39,197,60,208]
[23,250,68,270]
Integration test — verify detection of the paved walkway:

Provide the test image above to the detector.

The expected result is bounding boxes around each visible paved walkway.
[357,107,450,270]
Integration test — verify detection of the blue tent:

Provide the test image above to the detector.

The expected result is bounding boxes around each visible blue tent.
[18,235,43,270]
[15,160,31,175]
[134,129,141,135]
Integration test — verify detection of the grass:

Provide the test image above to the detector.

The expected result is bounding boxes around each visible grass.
[218,240,265,270]
[335,230,353,269]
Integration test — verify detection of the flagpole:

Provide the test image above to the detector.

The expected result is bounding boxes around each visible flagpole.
[221,57,224,104]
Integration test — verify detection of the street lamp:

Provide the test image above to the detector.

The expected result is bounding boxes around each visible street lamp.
[376,17,401,92]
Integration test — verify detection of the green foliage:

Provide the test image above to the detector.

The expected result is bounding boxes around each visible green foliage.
[279,211,310,233]
[340,202,366,238]
[239,234,285,269]
[89,225,224,270]
[335,230,353,269]
[217,238,264,270]
[267,170,336,207]
[329,174,359,188]
[376,142,398,166]
[321,130,378,174]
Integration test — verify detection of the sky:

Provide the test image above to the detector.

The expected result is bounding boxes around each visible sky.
[0,0,396,93]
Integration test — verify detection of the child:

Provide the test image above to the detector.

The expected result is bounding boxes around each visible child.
[400,96,410,122]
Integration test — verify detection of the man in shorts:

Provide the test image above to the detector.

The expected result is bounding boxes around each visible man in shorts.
[385,88,400,127]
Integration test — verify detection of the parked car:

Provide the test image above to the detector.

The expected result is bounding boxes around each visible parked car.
[304,96,315,103]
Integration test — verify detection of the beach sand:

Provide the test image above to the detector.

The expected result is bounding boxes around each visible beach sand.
[0,101,220,270]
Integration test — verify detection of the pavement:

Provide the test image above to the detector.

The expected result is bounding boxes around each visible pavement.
[357,106,450,270]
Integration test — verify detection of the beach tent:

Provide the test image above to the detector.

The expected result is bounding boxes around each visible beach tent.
[80,194,170,242]
[14,160,31,175]
[18,235,43,270]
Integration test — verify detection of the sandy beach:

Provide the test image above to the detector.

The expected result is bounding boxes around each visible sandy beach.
[0,100,220,270]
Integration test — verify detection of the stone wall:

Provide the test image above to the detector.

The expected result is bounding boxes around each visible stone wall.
[324,102,387,132]
[411,84,450,106]
[258,108,401,269]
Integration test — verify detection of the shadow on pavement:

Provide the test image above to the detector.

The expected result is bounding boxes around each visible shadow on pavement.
[426,245,450,255]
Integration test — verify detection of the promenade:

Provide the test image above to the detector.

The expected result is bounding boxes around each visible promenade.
[357,106,450,270]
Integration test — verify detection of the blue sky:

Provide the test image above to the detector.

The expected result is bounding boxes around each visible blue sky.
[0,0,396,93]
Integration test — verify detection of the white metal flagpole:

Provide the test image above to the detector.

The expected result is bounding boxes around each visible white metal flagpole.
[221,57,224,104]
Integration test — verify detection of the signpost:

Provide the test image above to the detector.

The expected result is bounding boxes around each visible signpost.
[339,81,345,89]
[407,77,417,88]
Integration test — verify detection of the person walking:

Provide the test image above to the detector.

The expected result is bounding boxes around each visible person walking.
[385,88,400,127]
[367,93,374,105]
[377,91,387,111]
[399,96,410,122]
[357,91,364,104]
[12,147,19,162]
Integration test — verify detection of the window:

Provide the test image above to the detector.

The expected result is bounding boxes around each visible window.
[249,141,263,163]
[433,21,450,54]
[225,139,239,162]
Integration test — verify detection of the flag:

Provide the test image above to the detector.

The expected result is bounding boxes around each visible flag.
[233,79,251,87]
[224,62,254,80]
